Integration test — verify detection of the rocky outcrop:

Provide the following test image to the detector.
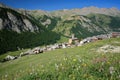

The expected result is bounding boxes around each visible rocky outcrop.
[0,7,40,33]
[97,45,120,53]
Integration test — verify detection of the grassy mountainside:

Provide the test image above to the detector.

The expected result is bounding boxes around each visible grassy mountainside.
[28,8,120,41]
[87,14,120,31]
[30,12,120,40]
[0,38,120,80]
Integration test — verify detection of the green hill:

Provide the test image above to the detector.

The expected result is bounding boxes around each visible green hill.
[0,38,120,80]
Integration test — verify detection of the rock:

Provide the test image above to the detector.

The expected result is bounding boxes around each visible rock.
[20,49,33,57]
[41,19,51,26]
[62,44,66,48]
[4,55,15,61]
[32,47,43,54]
[0,18,3,29]
[23,19,39,32]
[97,45,120,53]
[0,7,40,33]
[80,39,87,45]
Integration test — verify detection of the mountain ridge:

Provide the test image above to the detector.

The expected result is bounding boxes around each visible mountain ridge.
[50,6,120,17]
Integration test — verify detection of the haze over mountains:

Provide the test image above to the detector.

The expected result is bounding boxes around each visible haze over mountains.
[0,3,120,54]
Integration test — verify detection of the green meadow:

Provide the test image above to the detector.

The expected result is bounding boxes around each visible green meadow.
[0,38,120,80]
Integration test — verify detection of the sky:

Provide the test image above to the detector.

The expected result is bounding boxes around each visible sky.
[0,0,120,11]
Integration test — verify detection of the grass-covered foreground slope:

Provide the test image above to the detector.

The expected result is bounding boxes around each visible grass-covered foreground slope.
[0,38,120,80]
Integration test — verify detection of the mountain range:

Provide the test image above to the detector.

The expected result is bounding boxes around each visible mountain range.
[0,3,120,54]
[26,6,120,38]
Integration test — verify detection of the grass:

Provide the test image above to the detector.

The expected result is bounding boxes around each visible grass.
[0,38,120,80]
[0,49,28,61]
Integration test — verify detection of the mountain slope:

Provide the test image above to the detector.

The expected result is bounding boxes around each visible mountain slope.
[0,7,41,33]
[54,14,120,38]
[29,11,120,39]
[18,7,120,41]
[0,6,60,54]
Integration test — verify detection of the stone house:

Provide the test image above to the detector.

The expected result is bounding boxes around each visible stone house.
[68,34,79,45]
[111,32,120,38]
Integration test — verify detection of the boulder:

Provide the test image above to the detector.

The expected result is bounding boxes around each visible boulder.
[32,47,43,54]
[21,49,33,56]
[4,55,15,61]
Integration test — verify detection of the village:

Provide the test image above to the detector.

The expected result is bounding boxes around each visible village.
[2,32,120,62]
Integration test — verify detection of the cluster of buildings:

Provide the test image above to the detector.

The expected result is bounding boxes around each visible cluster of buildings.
[1,32,120,62]
[69,32,120,46]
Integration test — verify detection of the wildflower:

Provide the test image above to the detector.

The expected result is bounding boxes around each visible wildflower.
[19,70,22,73]
[42,69,45,72]
[35,72,38,76]
[55,63,59,70]
[30,72,33,75]
[41,65,44,68]
[60,63,62,66]
[98,67,104,72]
[102,53,105,56]
[78,66,81,68]
[76,68,79,71]
[82,63,87,67]
[118,75,120,79]
[78,59,82,63]
[83,74,88,78]
[73,58,77,62]
[5,74,8,78]
[63,57,67,61]
[89,75,93,79]
[109,66,115,74]
[48,61,51,64]
[107,61,110,64]
[72,76,75,80]
[32,68,35,72]
[62,66,65,70]
[69,74,72,78]
[14,77,17,80]
[69,74,75,80]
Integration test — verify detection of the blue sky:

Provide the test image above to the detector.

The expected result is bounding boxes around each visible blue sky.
[0,0,120,11]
